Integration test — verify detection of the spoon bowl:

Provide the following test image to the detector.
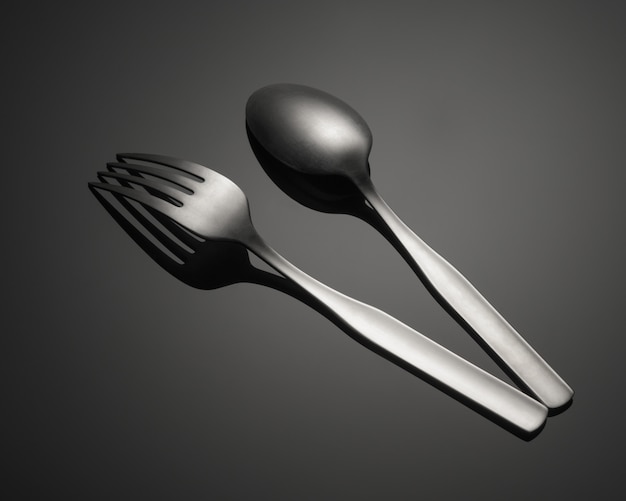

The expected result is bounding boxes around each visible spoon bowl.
[246,83,372,183]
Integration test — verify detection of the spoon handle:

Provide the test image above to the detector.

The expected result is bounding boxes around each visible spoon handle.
[357,180,572,409]
[246,234,547,434]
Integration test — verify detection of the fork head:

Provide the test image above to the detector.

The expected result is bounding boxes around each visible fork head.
[88,153,258,245]
[89,169,256,289]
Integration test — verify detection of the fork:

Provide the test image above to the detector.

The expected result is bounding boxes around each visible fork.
[89,153,548,434]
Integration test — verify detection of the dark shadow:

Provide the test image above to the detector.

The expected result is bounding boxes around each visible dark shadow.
[247,125,573,415]
[89,155,545,440]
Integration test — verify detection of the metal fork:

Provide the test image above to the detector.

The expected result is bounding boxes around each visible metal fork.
[89,153,547,434]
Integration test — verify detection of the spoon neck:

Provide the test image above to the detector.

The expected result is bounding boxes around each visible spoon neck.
[353,174,377,197]
[355,178,425,254]
[354,176,390,216]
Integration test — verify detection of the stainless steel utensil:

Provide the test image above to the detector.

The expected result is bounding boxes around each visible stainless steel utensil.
[89,153,548,434]
[246,83,573,409]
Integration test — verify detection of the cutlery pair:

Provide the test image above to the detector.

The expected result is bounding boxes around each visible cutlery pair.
[89,85,572,436]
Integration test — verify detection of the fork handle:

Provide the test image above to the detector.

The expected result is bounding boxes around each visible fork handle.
[247,235,547,434]
[357,179,572,409]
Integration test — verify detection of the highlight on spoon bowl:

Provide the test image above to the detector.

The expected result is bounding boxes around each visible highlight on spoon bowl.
[246,83,373,182]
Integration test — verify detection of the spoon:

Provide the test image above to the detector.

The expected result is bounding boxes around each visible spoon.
[246,83,573,409]
[90,153,549,435]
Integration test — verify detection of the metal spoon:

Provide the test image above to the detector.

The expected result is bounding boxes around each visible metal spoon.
[246,83,573,409]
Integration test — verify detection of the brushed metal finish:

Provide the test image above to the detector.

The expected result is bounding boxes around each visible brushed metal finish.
[89,153,548,434]
[246,83,573,409]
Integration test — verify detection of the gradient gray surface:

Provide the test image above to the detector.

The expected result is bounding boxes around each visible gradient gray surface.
[5,1,625,499]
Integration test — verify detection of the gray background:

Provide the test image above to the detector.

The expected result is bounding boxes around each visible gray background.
[5,1,625,499]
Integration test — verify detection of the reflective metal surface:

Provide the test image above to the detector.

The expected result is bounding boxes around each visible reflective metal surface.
[90,153,548,434]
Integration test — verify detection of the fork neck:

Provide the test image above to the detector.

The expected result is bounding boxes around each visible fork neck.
[243,232,284,271]
[244,232,328,300]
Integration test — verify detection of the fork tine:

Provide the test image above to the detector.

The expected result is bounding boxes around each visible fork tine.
[117,153,206,181]
[115,189,201,249]
[88,182,179,218]
[145,207,203,248]
[107,162,196,193]
[104,164,200,247]
[97,171,186,206]
[89,184,187,271]
[114,191,193,261]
